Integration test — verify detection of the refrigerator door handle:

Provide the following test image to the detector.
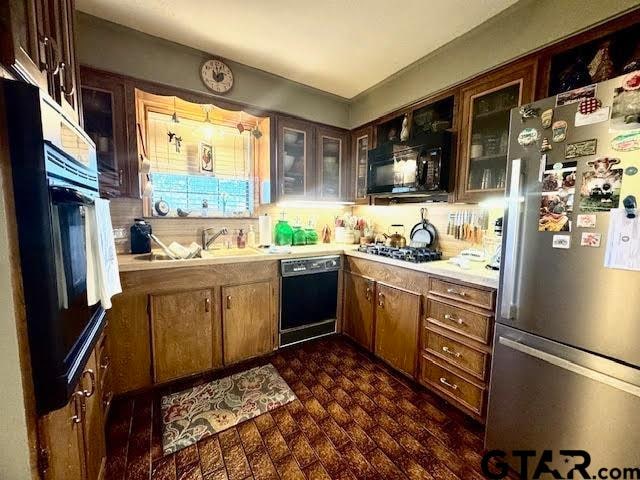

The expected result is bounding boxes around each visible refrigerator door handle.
[499,336,640,399]
[500,158,523,320]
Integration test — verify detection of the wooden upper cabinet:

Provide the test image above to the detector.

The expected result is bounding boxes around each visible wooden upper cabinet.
[316,126,349,201]
[350,125,373,203]
[456,58,536,202]
[38,388,85,480]
[277,117,315,200]
[222,281,274,365]
[1,0,48,88]
[80,67,137,198]
[1,0,82,121]
[46,0,81,121]
[150,289,219,383]
[342,272,375,350]
[374,282,421,377]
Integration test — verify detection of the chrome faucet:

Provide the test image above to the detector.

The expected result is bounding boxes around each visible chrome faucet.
[202,227,228,250]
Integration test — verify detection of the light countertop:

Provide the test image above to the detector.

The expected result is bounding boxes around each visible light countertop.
[118,244,499,289]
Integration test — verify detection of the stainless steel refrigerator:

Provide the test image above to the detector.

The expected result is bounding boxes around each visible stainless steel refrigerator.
[486,73,640,476]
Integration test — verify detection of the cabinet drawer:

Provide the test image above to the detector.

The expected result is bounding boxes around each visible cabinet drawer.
[426,298,491,343]
[420,354,485,416]
[423,326,489,380]
[429,277,494,310]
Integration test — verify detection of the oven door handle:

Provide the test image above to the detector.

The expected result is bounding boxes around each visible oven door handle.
[50,186,95,205]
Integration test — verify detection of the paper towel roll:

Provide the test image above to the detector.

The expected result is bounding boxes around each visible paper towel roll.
[258,214,272,247]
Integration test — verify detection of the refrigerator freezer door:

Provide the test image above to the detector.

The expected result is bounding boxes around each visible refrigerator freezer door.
[486,324,640,475]
[498,80,640,368]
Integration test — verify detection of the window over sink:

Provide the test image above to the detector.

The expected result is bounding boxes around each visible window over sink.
[136,90,271,218]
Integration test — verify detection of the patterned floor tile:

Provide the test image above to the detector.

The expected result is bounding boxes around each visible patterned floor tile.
[104,335,510,480]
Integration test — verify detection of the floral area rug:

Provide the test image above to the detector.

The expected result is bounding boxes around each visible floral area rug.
[161,364,296,454]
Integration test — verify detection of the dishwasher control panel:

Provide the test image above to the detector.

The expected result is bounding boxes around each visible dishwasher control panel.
[281,255,341,277]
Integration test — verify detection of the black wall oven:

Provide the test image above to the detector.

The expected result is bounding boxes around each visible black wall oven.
[367,131,452,195]
[3,80,105,414]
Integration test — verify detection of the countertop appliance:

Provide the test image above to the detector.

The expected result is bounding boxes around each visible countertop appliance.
[486,73,640,473]
[366,131,451,196]
[2,79,105,414]
[280,256,340,346]
[357,244,442,263]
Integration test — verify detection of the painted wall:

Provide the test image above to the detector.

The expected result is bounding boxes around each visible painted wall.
[75,13,351,128]
[349,0,640,127]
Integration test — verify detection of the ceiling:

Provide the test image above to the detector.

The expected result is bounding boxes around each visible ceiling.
[76,0,518,99]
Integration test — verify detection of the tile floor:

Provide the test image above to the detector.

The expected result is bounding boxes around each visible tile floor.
[105,335,508,480]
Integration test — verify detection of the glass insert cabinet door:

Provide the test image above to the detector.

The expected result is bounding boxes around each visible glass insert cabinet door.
[351,125,373,202]
[457,59,536,202]
[278,117,315,200]
[466,82,520,194]
[316,127,348,200]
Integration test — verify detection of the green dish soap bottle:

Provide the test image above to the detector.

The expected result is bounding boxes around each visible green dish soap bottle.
[274,212,293,246]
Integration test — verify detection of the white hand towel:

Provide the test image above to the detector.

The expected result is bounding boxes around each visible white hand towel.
[86,198,122,309]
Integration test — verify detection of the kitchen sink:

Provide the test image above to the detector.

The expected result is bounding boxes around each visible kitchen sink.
[134,247,263,261]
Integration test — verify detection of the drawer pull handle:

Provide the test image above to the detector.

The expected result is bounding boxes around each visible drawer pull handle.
[377,292,384,308]
[81,369,96,398]
[225,296,231,310]
[100,355,110,371]
[442,346,462,358]
[439,377,459,390]
[446,288,466,297]
[71,391,84,424]
[444,313,465,325]
[365,286,372,301]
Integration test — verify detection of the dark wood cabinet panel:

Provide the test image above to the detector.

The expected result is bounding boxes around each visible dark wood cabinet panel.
[342,271,375,350]
[456,58,537,203]
[316,126,350,201]
[1,0,48,88]
[374,282,421,377]
[150,289,217,384]
[81,67,138,198]
[222,281,274,365]
[350,125,373,203]
[276,116,316,200]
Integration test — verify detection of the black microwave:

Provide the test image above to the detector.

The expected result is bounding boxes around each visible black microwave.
[367,131,452,195]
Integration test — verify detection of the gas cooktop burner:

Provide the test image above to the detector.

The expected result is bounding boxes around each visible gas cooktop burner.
[357,244,442,263]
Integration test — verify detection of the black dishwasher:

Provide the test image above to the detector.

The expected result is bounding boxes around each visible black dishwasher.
[280,256,340,346]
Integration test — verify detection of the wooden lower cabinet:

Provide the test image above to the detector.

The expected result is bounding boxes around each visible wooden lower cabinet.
[81,350,107,480]
[150,289,219,383]
[222,281,274,364]
[374,282,421,377]
[38,389,85,480]
[342,271,375,350]
[38,342,108,480]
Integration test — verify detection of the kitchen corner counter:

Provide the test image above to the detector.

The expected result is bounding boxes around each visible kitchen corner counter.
[117,244,351,272]
[342,250,499,289]
[117,244,499,289]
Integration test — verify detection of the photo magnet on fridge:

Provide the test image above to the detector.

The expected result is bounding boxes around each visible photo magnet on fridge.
[576,214,597,228]
[552,234,571,249]
[539,162,576,232]
[565,139,597,159]
[579,157,623,212]
[581,232,602,247]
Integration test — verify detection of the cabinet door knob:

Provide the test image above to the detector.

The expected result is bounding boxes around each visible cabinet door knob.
[377,292,384,307]
[226,295,232,310]
[365,286,371,301]
[205,297,211,312]
[81,369,96,398]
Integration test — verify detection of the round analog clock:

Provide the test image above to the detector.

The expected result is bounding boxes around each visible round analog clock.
[200,58,234,94]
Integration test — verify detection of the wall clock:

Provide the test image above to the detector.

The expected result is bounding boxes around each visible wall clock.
[200,58,234,94]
